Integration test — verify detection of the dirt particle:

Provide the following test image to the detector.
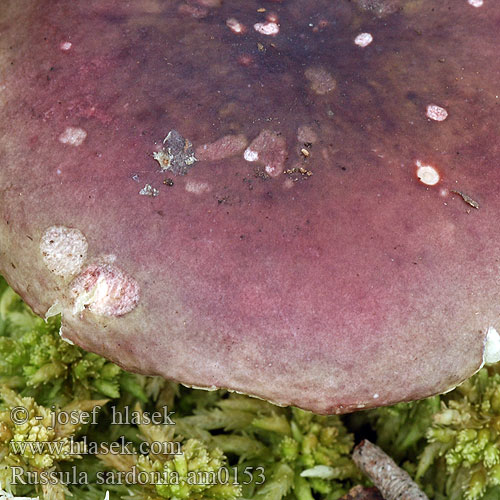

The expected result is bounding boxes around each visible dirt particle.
[451,190,479,209]
[139,184,159,197]
[153,130,197,175]
[285,165,313,180]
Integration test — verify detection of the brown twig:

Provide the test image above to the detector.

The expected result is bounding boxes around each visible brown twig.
[451,190,479,209]
[352,440,429,500]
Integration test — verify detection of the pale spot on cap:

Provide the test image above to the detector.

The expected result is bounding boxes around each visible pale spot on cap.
[185,180,211,194]
[254,22,280,36]
[354,33,373,47]
[71,264,140,317]
[297,125,318,144]
[468,0,484,7]
[195,134,248,162]
[426,104,448,122]
[305,67,336,95]
[244,130,287,177]
[60,41,72,51]
[40,226,88,278]
[416,161,440,186]
[59,127,87,146]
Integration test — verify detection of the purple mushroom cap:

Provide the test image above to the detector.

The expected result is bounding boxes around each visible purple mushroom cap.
[1,0,499,413]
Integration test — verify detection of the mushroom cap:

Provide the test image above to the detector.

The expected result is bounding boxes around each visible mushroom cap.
[1,0,499,413]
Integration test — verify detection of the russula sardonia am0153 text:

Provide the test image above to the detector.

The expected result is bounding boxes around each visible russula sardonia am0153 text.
[1,0,499,414]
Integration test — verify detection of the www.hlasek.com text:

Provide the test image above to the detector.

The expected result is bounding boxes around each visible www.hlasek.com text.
[9,435,181,456]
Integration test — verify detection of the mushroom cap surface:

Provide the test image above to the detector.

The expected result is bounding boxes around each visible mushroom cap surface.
[1,0,499,413]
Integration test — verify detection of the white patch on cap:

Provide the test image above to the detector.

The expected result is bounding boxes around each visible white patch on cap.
[60,41,72,51]
[185,180,211,194]
[226,18,245,34]
[373,393,380,399]
[354,32,373,47]
[244,148,259,162]
[426,104,448,121]
[254,22,279,36]
[468,0,483,7]
[484,326,500,364]
[71,264,140,317]
[59,127,87,146]
[416,161,440,186]
[40,226,88,277]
